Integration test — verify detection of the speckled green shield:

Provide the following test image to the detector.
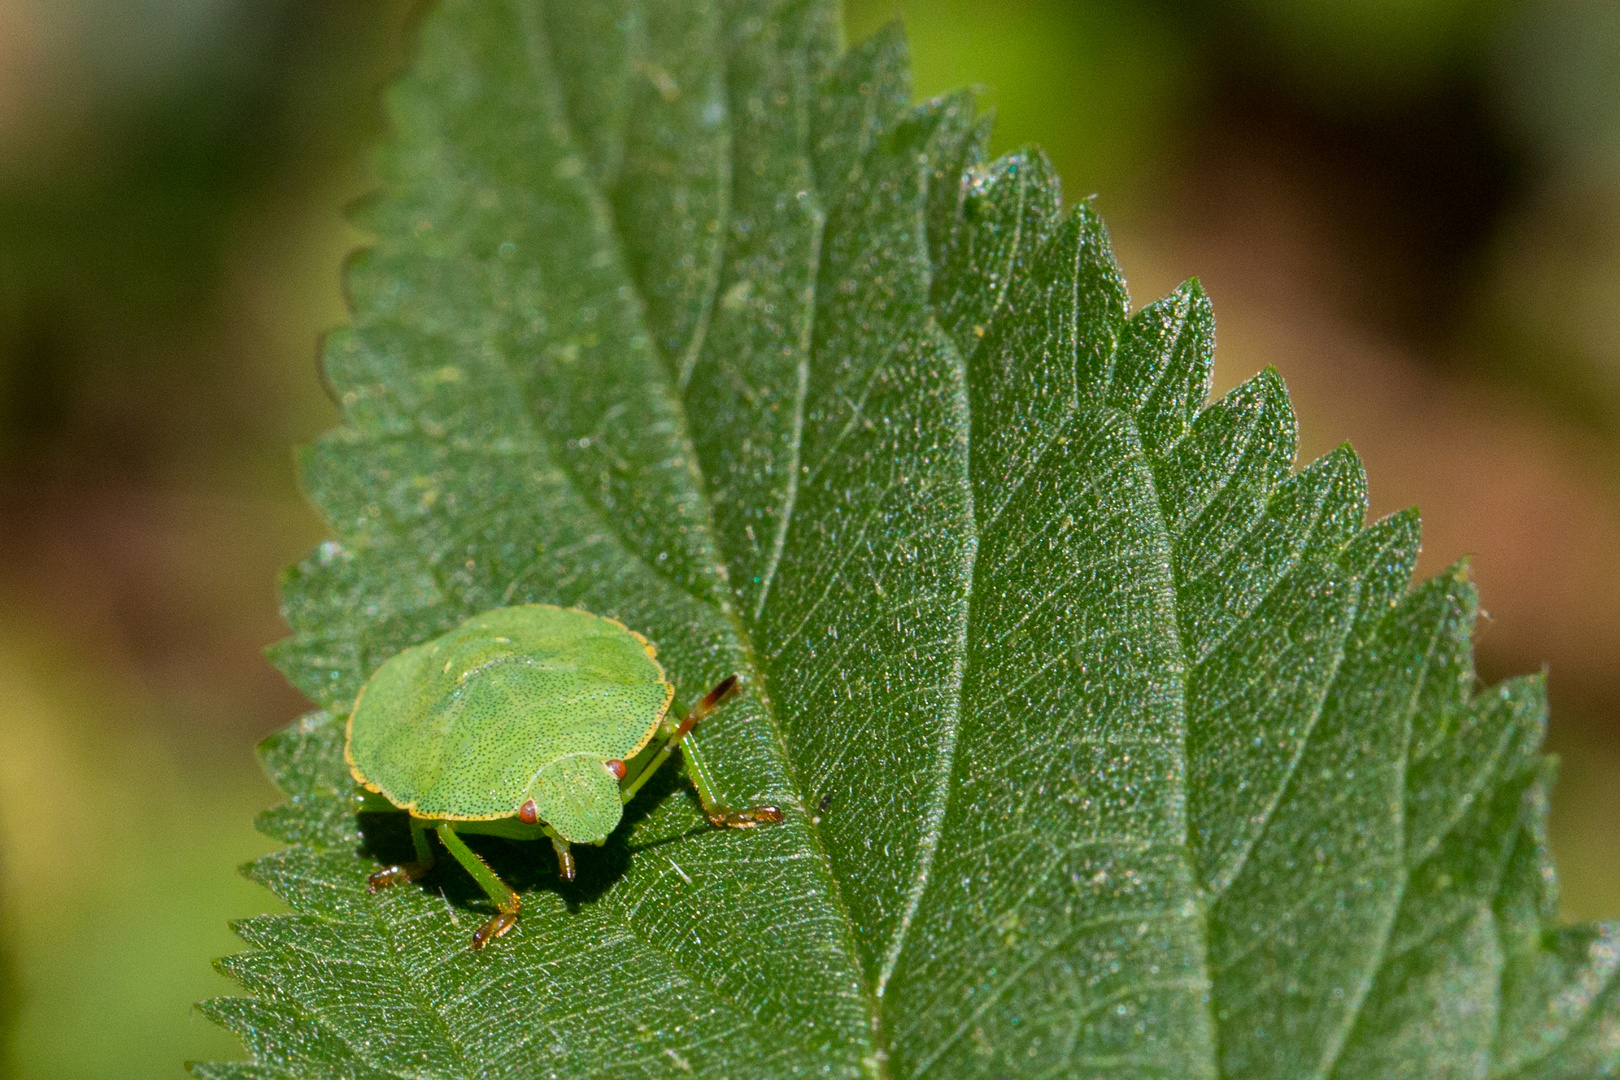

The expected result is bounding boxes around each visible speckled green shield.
[345,604,674,842]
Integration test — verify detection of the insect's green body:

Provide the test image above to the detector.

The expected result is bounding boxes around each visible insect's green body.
[346,604,671,843]
[345,603,782,949]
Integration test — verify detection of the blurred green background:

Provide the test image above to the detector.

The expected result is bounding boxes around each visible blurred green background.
[0,0,1616,1075]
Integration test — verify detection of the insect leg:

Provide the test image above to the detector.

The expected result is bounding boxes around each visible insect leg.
[542,827,576,881]
[620,675,737,801]
[434,823,521,950]
[367,815,437,892]
[680,733,784,828]
[618,675,782,827]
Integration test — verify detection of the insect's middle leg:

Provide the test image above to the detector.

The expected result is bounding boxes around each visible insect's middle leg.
[367,815,436,892]
[434,823,521,950]
[542,827,576,882]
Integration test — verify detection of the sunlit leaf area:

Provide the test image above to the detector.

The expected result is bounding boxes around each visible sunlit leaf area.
[0,1,1617,1076]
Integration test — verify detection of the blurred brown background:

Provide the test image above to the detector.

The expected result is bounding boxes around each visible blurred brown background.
[0,0,1614,1075]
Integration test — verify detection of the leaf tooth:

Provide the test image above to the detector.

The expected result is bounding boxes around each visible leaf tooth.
[1406,651,1544,884]
[257,711,347,797]
[254,797,363,851]
[810,20,911,207]
[1339,507,1422,639]
[1111,278,1215,455]
[1178,444,1365,667]
[232,913,381,967]
[1491,766,1620,1079]
[1390,754,1537,963]
[1396,685,1548,951]
[1183,445,1371,900]
[1186,554,1358,895]
[240,848,371,917]
[187,1062,300,1080]
[1209,556,1438,1076]
[1155,366,1294,560]
[915,88,984,281]
[1394,563,1479,785]
[933,147,1063,361]
[198,996,392,1080]
[967,198,1128,525]
[1331,904,1504,1080]
[1286,443,1369,554]
[1335,695,1551,1080]
[218,944,468,1079]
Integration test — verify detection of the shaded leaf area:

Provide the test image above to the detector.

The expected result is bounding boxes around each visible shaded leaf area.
[198,1,1620,1078]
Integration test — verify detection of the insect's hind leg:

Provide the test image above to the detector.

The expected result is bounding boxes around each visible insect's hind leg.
[367,815,436,892]
[434,823,522,950]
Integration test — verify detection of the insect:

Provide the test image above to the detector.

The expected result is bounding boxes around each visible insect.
[346,603,782,949]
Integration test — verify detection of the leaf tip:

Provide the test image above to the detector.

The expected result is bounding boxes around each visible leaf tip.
[1385,504,1423,539]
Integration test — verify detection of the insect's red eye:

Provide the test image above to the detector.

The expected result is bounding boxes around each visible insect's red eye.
[604,759,626,780]
[518,799,539,824]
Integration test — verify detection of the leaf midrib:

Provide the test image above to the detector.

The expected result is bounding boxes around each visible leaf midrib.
[332,3,867,1050]
[534,8,890,1064]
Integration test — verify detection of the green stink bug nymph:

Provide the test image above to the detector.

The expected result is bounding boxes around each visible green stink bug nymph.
[345,604,782,949]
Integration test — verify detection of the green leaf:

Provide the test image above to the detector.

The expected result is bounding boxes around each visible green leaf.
[201,3,1620,1078]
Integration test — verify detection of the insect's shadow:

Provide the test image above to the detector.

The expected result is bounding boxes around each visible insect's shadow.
[356,751,712,920]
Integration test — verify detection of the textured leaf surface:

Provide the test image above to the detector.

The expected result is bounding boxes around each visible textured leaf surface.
[202,2,1620,1077]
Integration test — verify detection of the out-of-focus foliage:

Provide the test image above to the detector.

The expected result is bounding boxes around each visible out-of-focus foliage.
[0,0,411,477]
[0,620,281,1076]
[1204,0,1500,107]
[852,0,1620,435]
[1496,2,1620,174]
[197,4,1618,1076]
[1482,2,1620,425]
[847,0,1197,208]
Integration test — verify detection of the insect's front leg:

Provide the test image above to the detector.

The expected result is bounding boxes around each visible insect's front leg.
[367,815,436,891]
[680,732,783,828]
[434,823,522,950]
[619,676,782,828]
